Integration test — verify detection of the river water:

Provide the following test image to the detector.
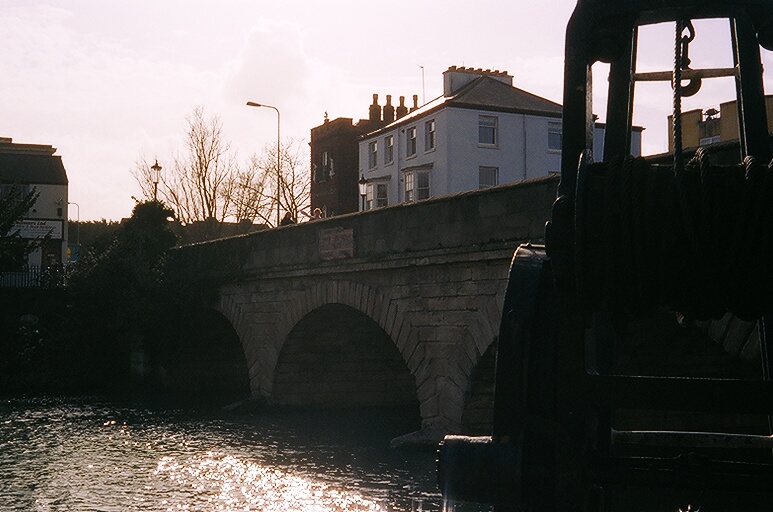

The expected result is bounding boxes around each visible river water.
[0,396,491,511]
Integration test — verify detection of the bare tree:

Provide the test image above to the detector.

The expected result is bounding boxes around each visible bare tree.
[167,107,237,225]
[227,156,274,225]
[254,138,311,223]
[133,107,309,230]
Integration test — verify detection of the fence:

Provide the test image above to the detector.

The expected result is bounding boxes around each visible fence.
[0,265,67,288]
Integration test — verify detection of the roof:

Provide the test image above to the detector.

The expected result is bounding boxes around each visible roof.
[363,75,563,138]
[0,141,68,185]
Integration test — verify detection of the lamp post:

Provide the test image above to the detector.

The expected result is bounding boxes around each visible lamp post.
[151,159,162,201]
[358,174,367,211]
[246,101,281,226]
[67,201,80,245]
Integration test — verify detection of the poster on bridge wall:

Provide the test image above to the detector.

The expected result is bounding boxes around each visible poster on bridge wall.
[318,227,354,260]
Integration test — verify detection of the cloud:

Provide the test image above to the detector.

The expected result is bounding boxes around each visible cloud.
[225,21,313,110]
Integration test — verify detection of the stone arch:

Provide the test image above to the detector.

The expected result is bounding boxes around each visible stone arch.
[160,305,251,402]
[269,280,407,393]
[272,302,419,410]
[218,277,504,434]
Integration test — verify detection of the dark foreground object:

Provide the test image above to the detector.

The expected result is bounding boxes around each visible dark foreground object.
[438,0,773,510]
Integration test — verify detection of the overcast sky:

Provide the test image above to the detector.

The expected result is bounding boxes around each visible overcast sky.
[3,1,772,221]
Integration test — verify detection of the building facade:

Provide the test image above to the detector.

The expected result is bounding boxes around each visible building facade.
[358,66,643,210]
[668,95,773,151]
[310,93,421,217]
[0,137,69,268]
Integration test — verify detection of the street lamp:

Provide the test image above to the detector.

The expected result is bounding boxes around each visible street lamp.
[358,174,367,211]
[67,202,80,245]
[246,101,281,227]
[151,159,162,201]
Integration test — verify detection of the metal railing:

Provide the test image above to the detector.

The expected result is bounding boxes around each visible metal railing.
[0,265,67,288]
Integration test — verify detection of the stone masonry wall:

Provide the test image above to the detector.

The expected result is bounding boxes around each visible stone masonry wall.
[172,176,559,432]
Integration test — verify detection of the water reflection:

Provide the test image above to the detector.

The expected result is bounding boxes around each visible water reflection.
[0,397,490,511]
[155,452,385,511]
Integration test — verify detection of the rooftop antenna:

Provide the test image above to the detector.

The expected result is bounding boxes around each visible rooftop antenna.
[418,65,425,105]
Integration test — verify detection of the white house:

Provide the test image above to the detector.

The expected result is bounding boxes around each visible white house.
[358,66,642,209]
[0,137,69,269]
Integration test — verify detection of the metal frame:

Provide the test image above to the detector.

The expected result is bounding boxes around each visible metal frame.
[439,1,773,510]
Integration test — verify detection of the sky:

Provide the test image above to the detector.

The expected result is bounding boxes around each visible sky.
[2,1,773,221]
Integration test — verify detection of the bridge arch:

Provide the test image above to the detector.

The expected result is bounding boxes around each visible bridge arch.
[272,302,418,409]
[217,278,501,433]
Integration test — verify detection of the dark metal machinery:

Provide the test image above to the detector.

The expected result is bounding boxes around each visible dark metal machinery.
[438,1,773,510]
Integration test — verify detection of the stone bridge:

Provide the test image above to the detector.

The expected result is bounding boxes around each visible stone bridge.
[170,175,558,435]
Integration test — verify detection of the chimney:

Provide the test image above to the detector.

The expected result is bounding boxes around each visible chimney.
[396,96,408,119]
[369,93,381,123]
[383,95,395,123]
[442,66,513,96]
[410,95,419,112]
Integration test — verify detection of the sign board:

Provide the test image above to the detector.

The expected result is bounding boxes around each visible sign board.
[318,227,354,260]
[67,244,81,262]
[10,219,63,240]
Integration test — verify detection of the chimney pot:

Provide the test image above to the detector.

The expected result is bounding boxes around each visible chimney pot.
[383,94,395,123]
[396,95,408,119]
[369,93,382,123]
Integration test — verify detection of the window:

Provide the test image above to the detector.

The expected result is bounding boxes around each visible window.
[700,135,721,145]
[478,115,498,146]
[365,182,389,210]
[315,151,333,182]
[425,119,436,151]
[376,182,388,207]
[417,171,430,200]
[0,183,30,200]
[368,141,378,169]
[479,166,499,188]
[385,135,394,165]
[404,172,414,202]
[365,184,374,210]
[406,127,417,157]
[548,122,562,151]
[404,170,430,203]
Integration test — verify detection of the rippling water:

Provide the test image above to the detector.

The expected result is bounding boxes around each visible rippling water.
[0,397,490,511]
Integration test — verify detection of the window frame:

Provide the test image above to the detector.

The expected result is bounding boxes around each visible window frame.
[425,119,436,152]
[384,135,394,165]
[375,182,388,207]
[699,135,721,146]
[479,166,499,189]
[365,181,390,210]
[548,122,563,152]
[365,183,374,210]
[403,169,430,203]
[367,141,378,169]
[406,126,417,157]
[478,115,498,146]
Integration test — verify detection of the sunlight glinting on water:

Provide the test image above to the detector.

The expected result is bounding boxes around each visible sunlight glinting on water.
[154,451,386,512]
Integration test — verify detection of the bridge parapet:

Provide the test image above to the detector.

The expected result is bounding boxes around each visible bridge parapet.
[170,174,559,284]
